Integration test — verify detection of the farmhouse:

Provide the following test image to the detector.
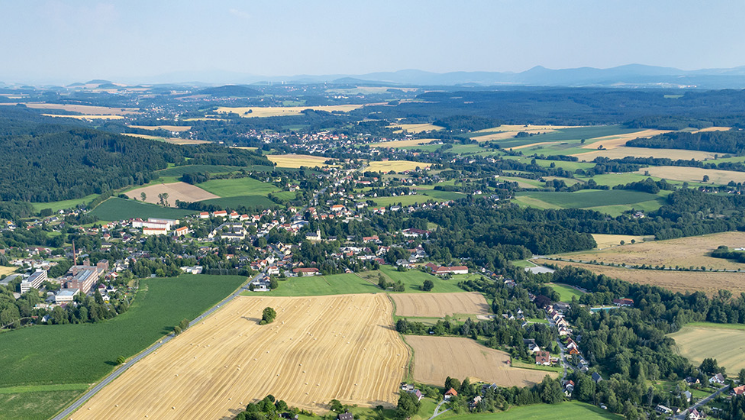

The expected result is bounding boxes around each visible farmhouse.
[338,413,353,420]
[444,388,458,400]
[424,263,468,275]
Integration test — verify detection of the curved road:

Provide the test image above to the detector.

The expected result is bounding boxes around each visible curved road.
[52,275,258,420]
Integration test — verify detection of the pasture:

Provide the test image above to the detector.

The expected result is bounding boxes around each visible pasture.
[215,105,365,118]
[124,182,218,206]
[670,323,745,373]
[515,190,662,210]
[372,191,465,207]
[536,259,745,296]
[268,154,336,168]
[251,273,380,297]
[547,283,584,302]
[391,292,491,318]
[367,160,428,173]
[72,294,409,418]
[30,194,98,213]
[201,196,280,210]
[378,266,465,294]
[442,401,622,420]
[640,166,745,185]
[0,387,87,420]
[0,275,247,389]
[197,177,279,197]
[405,336,556,387]
[559,231,745,271]
[89,198,197,221]
[157,165,248,177]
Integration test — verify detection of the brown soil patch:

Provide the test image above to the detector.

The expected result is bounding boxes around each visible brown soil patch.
[391,292,491,318]
[73,294,409,419]
[406,336,555,387]
[125,182,218,206]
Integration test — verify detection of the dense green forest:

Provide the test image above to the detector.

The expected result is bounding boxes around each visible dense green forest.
[627,129,745,154]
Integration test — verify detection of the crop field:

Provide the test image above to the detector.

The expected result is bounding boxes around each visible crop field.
[268,154,336,168]
[202,196,280,210]
[128,125,191,132]
[43,114,124,120]
[405,336,555,387]
[536,259,745,296]
[591,234,653,249]
[443,401,622,420]
[391,292,490,317]
[0,266,17,276]
[469,124,587,142]
[367,160,428,173]
[640,166,745,185]
[215,105,366,118]
[89,197,197,221]
[0,275,246,390]
[370,139,440,148]
[515,190,662,209]
[387,123,443,133]
[157,165,247,177]
[558,231,745,271]
[579,129,670,150]
[547,283,584,302]
[670,324,745,372]
[30,194,98,213]
[573,146,716,161]
[25,103,140,115]
[125,182,218,206]
[72,294,409,418]
[197,177,280,197]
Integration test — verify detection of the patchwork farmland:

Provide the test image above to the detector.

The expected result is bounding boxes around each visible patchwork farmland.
[125,182,218,206]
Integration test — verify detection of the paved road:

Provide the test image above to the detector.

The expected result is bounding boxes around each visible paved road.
[429,400,450,420]
[52,273,260,420]
[676,385,729,419]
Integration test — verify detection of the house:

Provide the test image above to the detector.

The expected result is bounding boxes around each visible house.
[428,265,468,275]
[199,212,210,219]
[470,396,482,410]
[685,376,701,386]
[535,351,551,366]
[683,390,692,403]
[212,210,228,218]
[293,267,320,276]
[338,413,353,420]
[412,389,423,401]
[591,372,603,383]
[173,226,189,237]
[444,388,458,400]
[709,373,726,385]
[688,408,706,420]
[180,266,203,274]
[612,298,634,307]
[732,385,745,396]
[564,380,575,396]
[655,405,672,415]
[566,338,579,350]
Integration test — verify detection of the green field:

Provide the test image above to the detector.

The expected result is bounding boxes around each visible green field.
[442,401,621,420]
[197,177,280,197]
[200,195,280,209]
[548,283,584,302]
[246,273,380,297]
[156,165,247,176]
[515,190,662,209]
[378,266,465,293]
[683,322,745,330]
[471,126,638,150]
[0,274,246,388]
[0,389,85,420]
[30,194,99,213]
[373,191,466,206]
[89,197,198,221]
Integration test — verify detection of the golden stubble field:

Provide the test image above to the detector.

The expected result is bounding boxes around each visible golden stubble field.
[590,234,654,249]
[387,123,443,134]
[371,138,439,148]
[125,182,218,206]
[391,292,491,318]
[536,259,745,296]
[268,154,336,168]
[0,266,17,276]
[405,336,555,387]
[639,166,745,184]
[573,147,716,161]
[367,160,428,173]
[579,129,670,150]
[472,125,582,142]
[670,325,745,372]
[72,294,409,419]
[565,232,745,270]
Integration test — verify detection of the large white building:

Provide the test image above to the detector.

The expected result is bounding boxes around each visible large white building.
[20,270,47,293]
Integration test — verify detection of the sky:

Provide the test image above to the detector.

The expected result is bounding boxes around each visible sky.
[1,0,744,84]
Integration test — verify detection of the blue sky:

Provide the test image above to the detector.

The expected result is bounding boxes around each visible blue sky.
[1,0,744,84]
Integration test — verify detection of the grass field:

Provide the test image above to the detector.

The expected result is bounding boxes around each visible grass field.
[0,274,246,389]
[547,283,584,302]
[72,294,409,418]
[535,259,745,296]
[268,154,336,168]
[197,177,279,197]
[215,105,366,118]
[387,123,443,133]
[515,190,662,209]
[442,401,622,420]
[124,182,218,206]
[378,266,466,293]
[471,125,637,148]
[371,138,440,148]
[640,166,745,185]
[0,389,86,420]
[0,266,18,276]
[373,191,466,206]
[573,147,716,161]
[670,324,745,373]
[201,195,280,210]
[557,231,745,271]
[157,165,247,176]
[578,129,670,150]
[252,274,381,297]
[89,197,197,221]
[391,292,491,318]
[30,194,99,213]
[405,336,556,387]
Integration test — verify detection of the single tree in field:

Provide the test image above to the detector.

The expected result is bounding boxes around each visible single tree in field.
[162,192,169,206]
[422,279,434,291]
[116,355,126,365]
[178,319,190,331]
[158,193,164,206]
[140,192,146,202]
[261,307,276,325]
[703,175,710,182]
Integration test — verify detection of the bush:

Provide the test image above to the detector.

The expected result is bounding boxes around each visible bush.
[261,307,277,325]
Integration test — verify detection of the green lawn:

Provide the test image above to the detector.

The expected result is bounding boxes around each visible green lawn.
[0,390,84,420]
[198,177,280,197]
[511,359,564,373]
[515,190,662,209]
[89,197,198,221]
[245,273,381,297]
[0,274,246,388]
[156,165,247,177]
[200,195,280,209]
[548,283,584,302]
[378,266,465,293]
[30,194,99,213]
[441,401,622,420]
[684,322,745,330]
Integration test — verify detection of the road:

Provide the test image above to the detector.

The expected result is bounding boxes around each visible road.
[676,385,729,419]
[429,400,450,420]
[52,273,261,420]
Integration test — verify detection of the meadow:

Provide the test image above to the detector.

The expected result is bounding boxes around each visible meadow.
[387,123,443,133]
[669,323,745,373]
[441,401,622,420]
[156,165,249,177]
[128,125,191,132]
[573,147,716,161]
[640,166,745,185]
[197,177,280,197]
[30,194,99,212]
[0,388,86,420]
[515,190,662,210]
[377,266,466,293]
[547,283,584,302]
[372,190,466,206]
[367,160,427,173]
[89,197,198,221]
[201,195,280,210]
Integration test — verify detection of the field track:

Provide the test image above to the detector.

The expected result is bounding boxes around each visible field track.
[392,292,491,318]
[72,294,408,419]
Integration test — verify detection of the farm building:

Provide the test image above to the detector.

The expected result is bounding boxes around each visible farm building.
[424,263,468,275]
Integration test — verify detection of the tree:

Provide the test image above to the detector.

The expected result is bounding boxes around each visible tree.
[329,399,344,413]
[116,355,126,365]
[141,192,146,202]
[703,175,710,182]
[445,376,460,391]
[261,307,277,325]
[739,369,745,384]
[700,358,720,375]
[396,391,421,419]
[422,279,434,291]
[178,318,190,331]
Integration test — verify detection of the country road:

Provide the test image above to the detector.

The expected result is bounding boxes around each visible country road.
[51,273,260,420]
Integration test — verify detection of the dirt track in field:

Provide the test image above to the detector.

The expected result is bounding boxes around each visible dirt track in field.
[72,294,409,419]
[391,292,491,318]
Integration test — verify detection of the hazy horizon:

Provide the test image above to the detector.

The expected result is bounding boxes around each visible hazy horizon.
[2,0,745,84]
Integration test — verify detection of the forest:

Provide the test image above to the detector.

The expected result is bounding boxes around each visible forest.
[627,130,745,154]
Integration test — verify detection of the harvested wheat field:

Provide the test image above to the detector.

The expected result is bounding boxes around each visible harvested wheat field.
[392,292,491,318]
[591,234,653,249]
[371,139,439,148]
[125,182,218,206]
[670,325,745,373]
[472,125,582,142]
[694,126,732,133]
[26,103,139,115]
[564,232,745,270]
[580,129,670,150]
[406,336,555,387]
[268,154,336,168]
[215,105,367,118]
[367,160,428,173]
[387,123,443,134]
[129,125,192,132]
[0,266,17,276]
[536,259,745,296]
[72,294,409,419]
[639,166,745,185]
[573,147,716,161]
